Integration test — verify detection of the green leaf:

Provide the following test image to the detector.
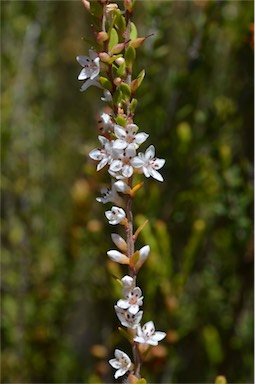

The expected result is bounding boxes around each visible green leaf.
[119,82,131,100]
[137,69,146,86]
[99,77,112,92]
[116,61,126,77]
[108,54,122,65]
[137,379,147,384]
[130,69,145,93]
[115,116,127,127]
[113,89,123,105]
[125,46,136,70]
[115,12,126,38]
[130,22,138,40]
[108,28,118,51]
[129,98,138,113]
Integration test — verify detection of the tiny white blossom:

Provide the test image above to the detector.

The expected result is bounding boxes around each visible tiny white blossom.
[98,112,114,133]
[76,51,102,92]
[117,286,143,314]
[89,136,114,171]
[101,90,113,102]
[77,49,100,80]
[134,321,166,346]
[109,147,136,179]
[96,182,122,205]
[109,349,132,379]
[113,124,149,151]
[131,145,165,182]
[121,275,136,297]
[115,306,143,329]
[105,206,126,225]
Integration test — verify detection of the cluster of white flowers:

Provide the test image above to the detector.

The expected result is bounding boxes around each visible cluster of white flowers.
[77,44,166,380]
[109,275,166,379]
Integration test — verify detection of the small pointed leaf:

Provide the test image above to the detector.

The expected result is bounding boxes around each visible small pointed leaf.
[99,77,112,92]
[130,22,138,40]
[108,28,119,51]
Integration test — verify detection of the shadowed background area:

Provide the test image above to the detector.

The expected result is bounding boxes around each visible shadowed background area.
[1,1,253,383]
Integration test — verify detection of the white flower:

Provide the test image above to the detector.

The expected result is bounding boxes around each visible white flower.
[121,275,136,297]
[105,206,126,225]
[134,321,166,346]
[89,136,113,171]
[109,147,136,179]
[96,182,122,205]
[77,50,100,80]
[101,90,112,102]
[115,306,143,329]
[113,124,149,151]
[107,250,129,264]
[131,145,165,182]
[117,286,143,314]
[109,349,132,379]
[98,112,114,133]
[76,50,101,92]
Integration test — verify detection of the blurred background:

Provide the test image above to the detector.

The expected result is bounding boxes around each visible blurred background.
[1,1,254,383]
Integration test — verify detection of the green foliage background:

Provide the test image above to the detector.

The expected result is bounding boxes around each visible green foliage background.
[1,1,253,383]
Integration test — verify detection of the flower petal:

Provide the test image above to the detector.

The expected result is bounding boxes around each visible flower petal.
[76,55,90,66]
[78,68,89,80]
[135,132,149,145]
[131,156,144,168]
[150,169,164,182]
[145,145,155,160]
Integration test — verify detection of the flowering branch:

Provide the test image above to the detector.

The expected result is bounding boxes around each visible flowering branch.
[77,1,166,382]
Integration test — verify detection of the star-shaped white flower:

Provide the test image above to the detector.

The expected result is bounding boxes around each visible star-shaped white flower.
[117,286,143,314]
[76,50,101,92]
[89,136,114,171]
[113,124,149,151]
[131,145,165,182]
[134,321,166,346]
[105,206,126,225]
[109,147,136,179]
[109,349,132,379]
[115,306,143,329]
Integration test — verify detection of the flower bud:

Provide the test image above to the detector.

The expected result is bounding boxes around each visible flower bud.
[124,0,134,12]
[81,0,90,10]
[114,181,131,194]
[115,57,125,66]
[130,37,146,49]
[114,77,122,86]
[107,250,129,264]
[111,42,126,55]
[135,245,150,271]
[99,52,110,62]
[97,31,109,44]
[111,233,127,252]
